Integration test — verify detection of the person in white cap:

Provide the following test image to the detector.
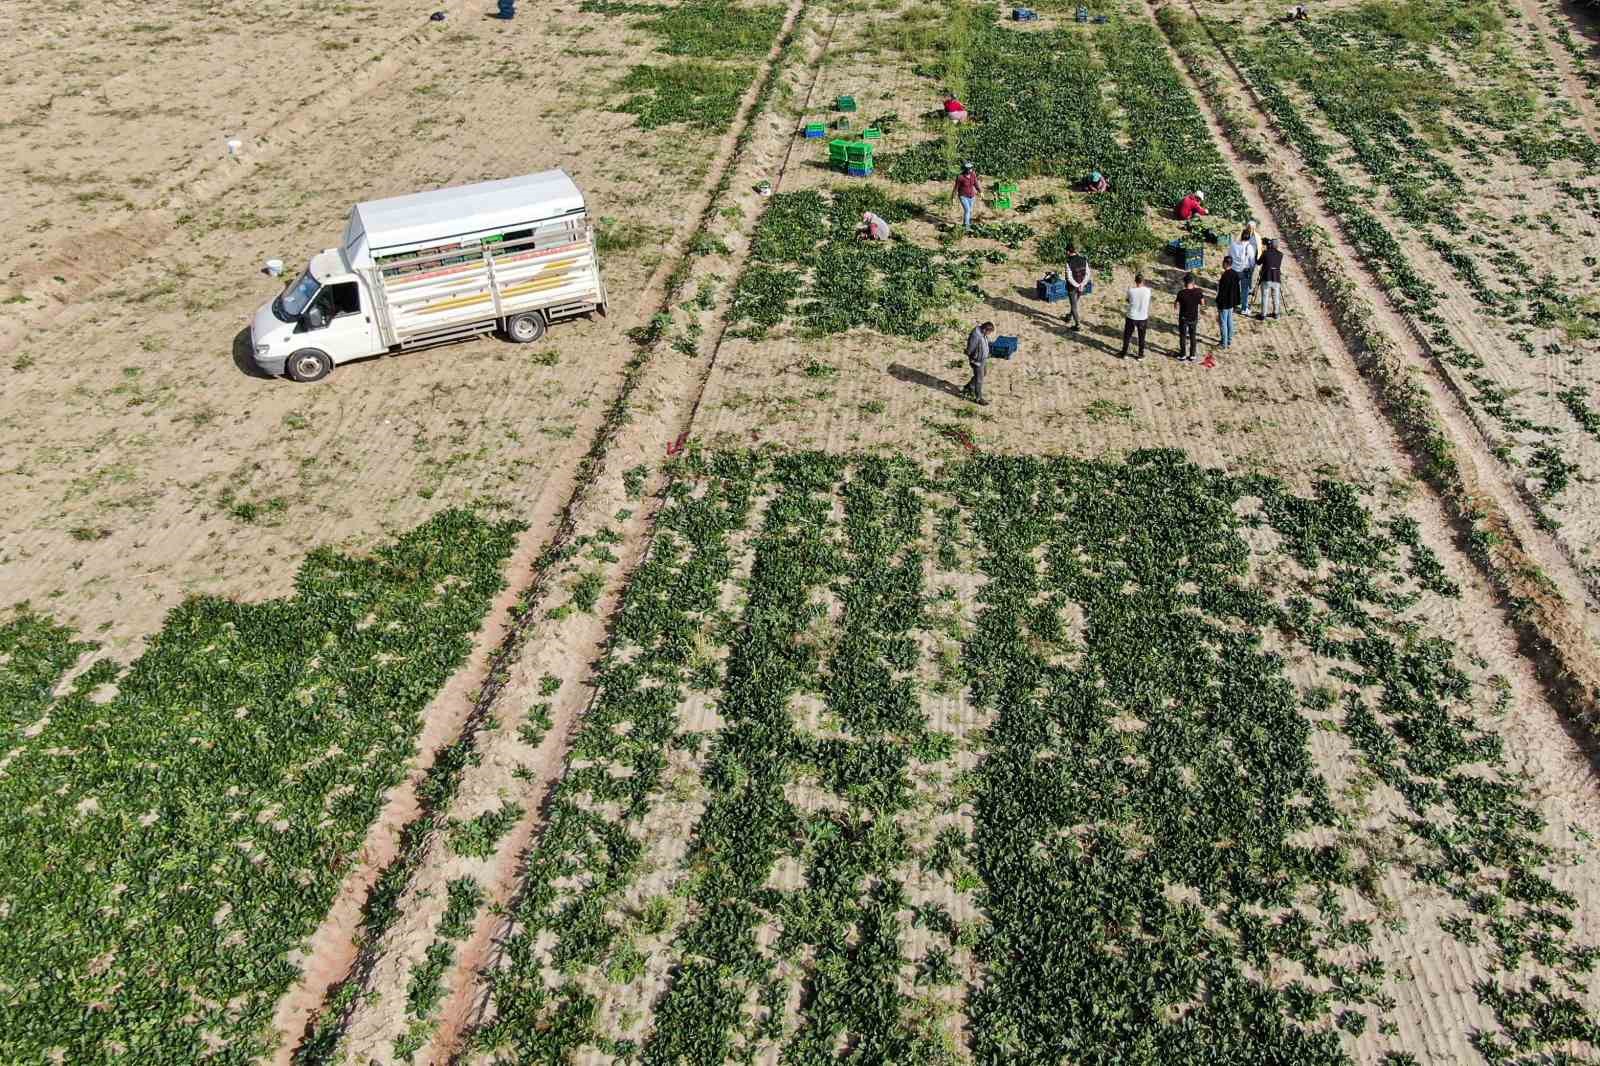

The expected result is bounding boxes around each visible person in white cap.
[1177,190,1208,220]
[858,211,891,241]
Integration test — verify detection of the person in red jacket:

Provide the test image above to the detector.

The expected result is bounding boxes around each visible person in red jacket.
[1176,190,1207,220]
[943,92,968,122]
[953,163,981,229]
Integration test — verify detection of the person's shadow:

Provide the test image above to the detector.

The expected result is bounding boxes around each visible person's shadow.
[989,293,1071,338]
[888,362,965,397]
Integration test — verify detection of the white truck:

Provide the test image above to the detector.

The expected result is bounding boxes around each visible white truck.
[249,169,608,381]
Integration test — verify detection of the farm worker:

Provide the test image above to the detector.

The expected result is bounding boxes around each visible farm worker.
[1176,190,1207,220]
[1085,170,1110,193]
[1289,4,1309,19]
[1258,238,1286,319]
[1175,271,1205,362]
[1229,225,1259,315]
[1063,242,1092,332]
[954,163,981,229]
[1217,255,1242,349]
[964,321,995,405]
[944,92,968,122]
[859,211,892,241]
[1247,219,1264,263]
[1120,274,1153,359]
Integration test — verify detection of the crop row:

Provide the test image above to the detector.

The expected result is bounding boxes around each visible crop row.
[1229,13,1598,506]
[884,16,1246,261]
[0,510,521,1063]
[731,186,987,339]
[458,449,1597,1060]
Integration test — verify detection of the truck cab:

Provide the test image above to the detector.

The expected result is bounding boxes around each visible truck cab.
[249,249,381,381]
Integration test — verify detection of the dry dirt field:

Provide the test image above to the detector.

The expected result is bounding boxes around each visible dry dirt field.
[4,0,1600,1064]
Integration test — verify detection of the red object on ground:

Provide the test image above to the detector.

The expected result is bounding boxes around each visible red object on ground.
[1200,353,1216,369]
[1177,194,1208,220]
[666,432,689,456]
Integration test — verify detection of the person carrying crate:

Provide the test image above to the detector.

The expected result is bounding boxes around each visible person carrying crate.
[1176,190,1208,220]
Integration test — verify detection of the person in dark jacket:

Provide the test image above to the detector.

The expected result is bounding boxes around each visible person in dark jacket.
[1063,243,1092,331]
[1174,272,1204,361]
[1258,238,1286,319]
[1216,255,1242,349]
[964,321,995,405]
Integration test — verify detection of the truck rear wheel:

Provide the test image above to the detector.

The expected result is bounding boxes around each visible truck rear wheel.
[286,348,332,383]
[504,313,547,344]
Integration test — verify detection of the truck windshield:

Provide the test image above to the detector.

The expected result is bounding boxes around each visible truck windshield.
[273,268,320,322]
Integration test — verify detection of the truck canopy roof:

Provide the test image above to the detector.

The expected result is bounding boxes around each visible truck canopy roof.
[343,170,587,266]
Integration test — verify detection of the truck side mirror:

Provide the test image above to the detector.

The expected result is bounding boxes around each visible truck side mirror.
[303,306,327,330]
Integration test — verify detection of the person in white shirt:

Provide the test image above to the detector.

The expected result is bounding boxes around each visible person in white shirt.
[1229,225,1260,316]
[858,211,891,241]
[1120,274,1153,359]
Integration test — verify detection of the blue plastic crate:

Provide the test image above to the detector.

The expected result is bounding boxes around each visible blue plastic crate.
[1036,279,1068,302]
[991,335,1019,359]
[846,165,874,177]
[1012,6,1038,19]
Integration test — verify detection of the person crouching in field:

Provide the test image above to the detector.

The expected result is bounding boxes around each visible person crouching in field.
[944,92,968,122]
[858,211,891,241]
[1177,190,1207,220]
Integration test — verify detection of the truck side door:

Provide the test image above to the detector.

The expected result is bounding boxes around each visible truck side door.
[296,280,379,365]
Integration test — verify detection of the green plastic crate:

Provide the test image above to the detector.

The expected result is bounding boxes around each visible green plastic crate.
[828,138,851,166]
[861,127,881,140]
[994,182,1019,210]
[834,116,853,130]
[836,94,857,111]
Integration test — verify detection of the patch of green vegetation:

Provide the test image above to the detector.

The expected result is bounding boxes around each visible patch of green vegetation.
[0,511,520,1062]
[616,61,754,131]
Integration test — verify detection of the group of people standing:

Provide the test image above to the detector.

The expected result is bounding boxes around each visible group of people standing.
[1118,225,1285,361]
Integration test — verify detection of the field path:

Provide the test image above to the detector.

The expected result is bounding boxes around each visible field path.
[1521,0,1600,139]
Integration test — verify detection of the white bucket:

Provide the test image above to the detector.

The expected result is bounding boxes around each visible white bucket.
[226,138,242,156]
[264,258,284,277]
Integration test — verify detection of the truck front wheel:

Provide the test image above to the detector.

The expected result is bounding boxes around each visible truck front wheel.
[504,313,547,344]
[286,348,333,383]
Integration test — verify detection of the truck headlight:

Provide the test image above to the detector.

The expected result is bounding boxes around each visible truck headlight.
[254,343,271,357]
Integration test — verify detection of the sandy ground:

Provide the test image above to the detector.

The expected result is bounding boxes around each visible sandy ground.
[0,0,714,655]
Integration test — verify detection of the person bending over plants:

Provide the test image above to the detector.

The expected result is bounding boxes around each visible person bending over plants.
[1177,189,1208,220]
[857,211,891,241]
